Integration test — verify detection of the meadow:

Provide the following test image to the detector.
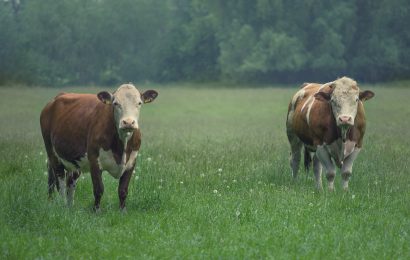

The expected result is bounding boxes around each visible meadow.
[0,83,409,259]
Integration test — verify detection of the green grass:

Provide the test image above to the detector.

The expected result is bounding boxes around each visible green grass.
[0,84,409,259]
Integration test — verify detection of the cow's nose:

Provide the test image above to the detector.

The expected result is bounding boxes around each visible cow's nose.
[122,119,135,128]
[338,116,352,125]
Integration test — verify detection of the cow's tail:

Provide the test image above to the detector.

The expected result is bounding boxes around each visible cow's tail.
[304,146,312,172]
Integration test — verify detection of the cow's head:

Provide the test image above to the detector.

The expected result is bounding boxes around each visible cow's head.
[97,84,158,138]
[314,77,374,140]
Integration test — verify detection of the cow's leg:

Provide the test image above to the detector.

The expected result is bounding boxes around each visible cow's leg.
[313,154,323,190]
[90,158,104,211]
[66,170,81,206]
[316,145,336,191]
[43,136,64,199]
[286,123,303,179]
[47,162,56,198]
[341,148,361,191]
[288,138,303,179]
[118,169,134,211]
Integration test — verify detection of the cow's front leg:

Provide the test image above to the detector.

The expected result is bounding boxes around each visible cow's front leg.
[89,157,104,211]
[341,148,361,191]
[66,170,81,206]
[316,145,336,191]
[118,168,134,211]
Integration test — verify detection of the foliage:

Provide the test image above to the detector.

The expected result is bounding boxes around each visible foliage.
[0,0,409,85]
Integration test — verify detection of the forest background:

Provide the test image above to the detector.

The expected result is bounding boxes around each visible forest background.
[1,0,409,86]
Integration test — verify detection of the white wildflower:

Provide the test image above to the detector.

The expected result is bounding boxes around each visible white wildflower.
[213,189,218,194]
[200,173,205,178]
[147,157,152,162]
[218,168,222,172]
[352,194,356,199]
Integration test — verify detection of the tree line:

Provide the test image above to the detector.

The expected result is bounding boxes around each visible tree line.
[1,0,409,86]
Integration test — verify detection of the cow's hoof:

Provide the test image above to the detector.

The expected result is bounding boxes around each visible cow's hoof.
[120,207,127,214]
[315,185,323,192]
[93,206,101,214]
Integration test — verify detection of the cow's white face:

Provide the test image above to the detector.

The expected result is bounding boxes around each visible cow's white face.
[97,84,158,137]
[329,79,360,127]
[315,77,374,140]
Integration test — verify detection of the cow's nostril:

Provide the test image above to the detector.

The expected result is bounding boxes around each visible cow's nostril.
[131,120,135,125]
[339,116,352,123]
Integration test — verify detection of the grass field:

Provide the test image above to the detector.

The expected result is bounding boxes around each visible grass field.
[0,84,409,259]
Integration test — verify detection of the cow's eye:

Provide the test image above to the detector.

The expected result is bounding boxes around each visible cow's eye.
[138,102,142,106]
[113,102,121,109]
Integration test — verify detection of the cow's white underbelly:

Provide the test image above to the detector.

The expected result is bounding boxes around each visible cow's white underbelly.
[54,149,90,172]
[55,149,138,180]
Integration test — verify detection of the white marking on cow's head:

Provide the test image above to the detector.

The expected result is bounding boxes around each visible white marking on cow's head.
[97,83,158,140]
[314,77,374,141]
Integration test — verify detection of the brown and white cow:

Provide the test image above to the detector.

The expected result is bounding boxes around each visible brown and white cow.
[286,77,374,191]
[40,83,158,210]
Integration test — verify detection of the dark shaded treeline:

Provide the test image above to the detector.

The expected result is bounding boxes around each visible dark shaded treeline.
[1,0,409,86]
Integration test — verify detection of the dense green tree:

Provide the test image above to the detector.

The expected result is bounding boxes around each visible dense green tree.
[0,0,409,85]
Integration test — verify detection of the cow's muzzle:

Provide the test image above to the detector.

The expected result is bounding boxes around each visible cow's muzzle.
[120,118,137,132]
[338,115,354,126]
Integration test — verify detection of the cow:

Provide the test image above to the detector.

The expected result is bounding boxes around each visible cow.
[40,83,158,210]
[286,77,374,191]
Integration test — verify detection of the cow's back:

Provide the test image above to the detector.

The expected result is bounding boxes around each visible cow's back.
[40,93,103,161]
[287,83,338,146]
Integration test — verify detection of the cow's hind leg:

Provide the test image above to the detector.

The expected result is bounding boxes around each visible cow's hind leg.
[288,137,303,179]
[47,162,56,199]
[313,154,323,190]
[67,170,81,206]
[46,156,65,199]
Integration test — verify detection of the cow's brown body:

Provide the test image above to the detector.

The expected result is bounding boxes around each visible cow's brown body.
[40,84,157,210]
[286,77,374,190]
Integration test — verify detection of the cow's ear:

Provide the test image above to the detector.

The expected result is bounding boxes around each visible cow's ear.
[359,90,375,101]
[141,90,158,104]
[97,91,114,104]
[314,91,331,102]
